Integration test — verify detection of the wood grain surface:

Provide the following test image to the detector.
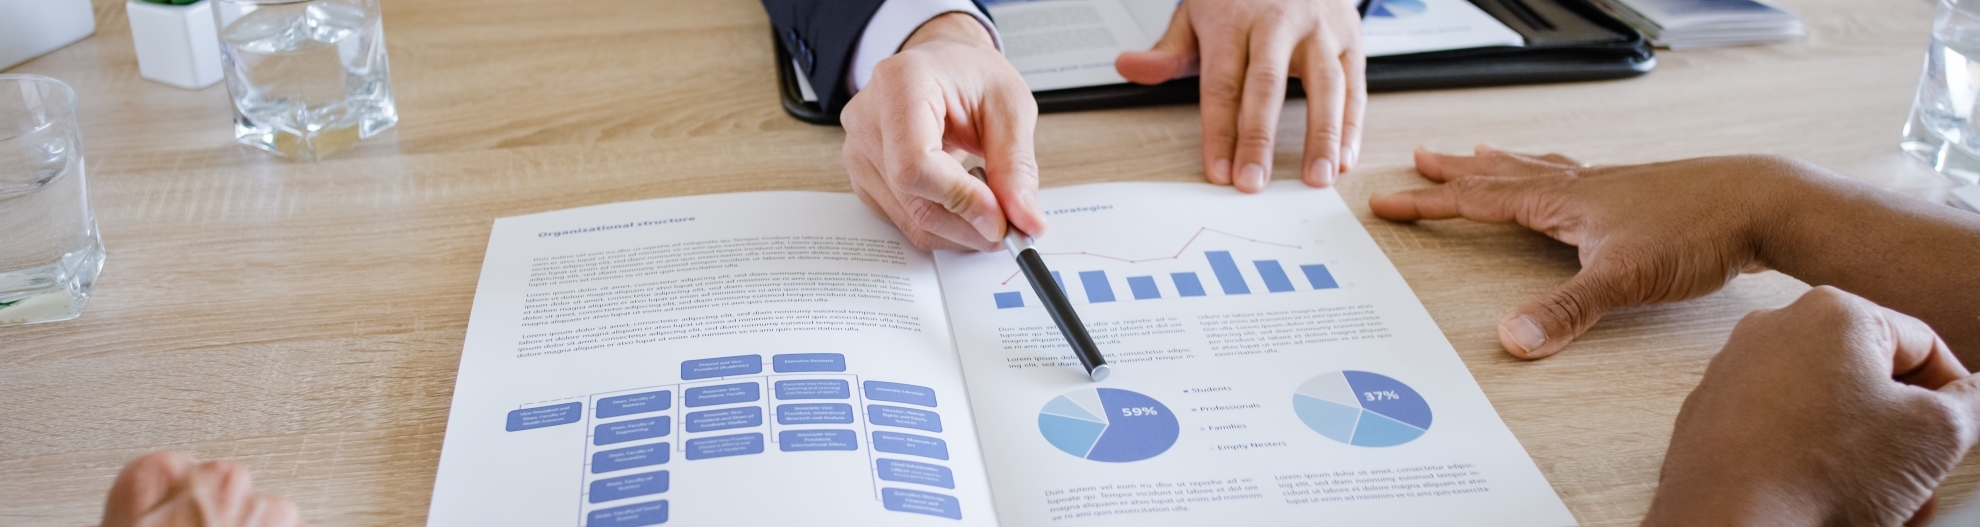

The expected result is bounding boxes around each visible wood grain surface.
[0,0,1969,525]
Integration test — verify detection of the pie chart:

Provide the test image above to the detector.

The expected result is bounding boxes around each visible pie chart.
[1293,371,1432,447]
[1037,388,1179,462]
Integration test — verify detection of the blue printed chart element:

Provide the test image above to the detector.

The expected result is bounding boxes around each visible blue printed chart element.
[1368,0,1426,18]
[1037,388,1179,462]
[1292,370,1433,447]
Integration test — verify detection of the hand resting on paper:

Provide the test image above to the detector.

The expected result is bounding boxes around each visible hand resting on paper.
[1117,0,1366,191]
[1369,145,1980,362]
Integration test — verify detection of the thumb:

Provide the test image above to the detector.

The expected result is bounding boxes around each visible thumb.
[1115,1,1198,85]
[1498,264,1632,359]
[977,80,1046,238]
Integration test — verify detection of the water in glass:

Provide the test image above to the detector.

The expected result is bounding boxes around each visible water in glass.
[217,0,395,161]
[1907,0,1980,185]
[0,75,104,326]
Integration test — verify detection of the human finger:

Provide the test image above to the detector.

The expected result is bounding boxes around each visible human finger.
[882,96,1006,245]
[1339,46,1366,175]
[977,83,1047,237]
[190,460,255,512]
[1231,27,1298,193]
[103,452,196,527]
[1882,307,1966,390]
[1116,1,1200,84]
[1413,145,1578,182]
[248,495,306,527]
[1498,262,1636,359]
[1298,37,1346,188]
[1367,174,1556,223]
[1197,15,1249,186]
[855,155,982,251]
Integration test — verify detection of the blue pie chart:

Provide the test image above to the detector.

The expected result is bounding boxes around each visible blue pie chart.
[1368,0,1427,18]
[1037,388,1179,462]
[1293,371,1432,447]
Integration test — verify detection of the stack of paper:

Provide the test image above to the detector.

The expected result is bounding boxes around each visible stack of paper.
[1588,0,1803,49]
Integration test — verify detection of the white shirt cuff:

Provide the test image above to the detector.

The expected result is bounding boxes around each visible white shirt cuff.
[848,0,1003,93]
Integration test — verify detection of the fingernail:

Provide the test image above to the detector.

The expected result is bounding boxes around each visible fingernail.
[970,215,1003,242]
[1310,158,1336,187]
[1241,163,1267,189]
[1504,315,1547,356]
[1213,159,1232,184]
[1345,148,1360,171]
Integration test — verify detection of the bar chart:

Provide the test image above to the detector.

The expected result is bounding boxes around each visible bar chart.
[993,247,1340,309]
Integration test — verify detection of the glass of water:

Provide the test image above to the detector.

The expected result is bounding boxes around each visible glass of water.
[0,75,105,326]
[1905,0,1980,185]
[213,0,396,162]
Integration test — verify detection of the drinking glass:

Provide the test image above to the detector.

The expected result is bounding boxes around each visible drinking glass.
[0,75,104,326]
[213,0,397,162]
[1905,0,1980,185]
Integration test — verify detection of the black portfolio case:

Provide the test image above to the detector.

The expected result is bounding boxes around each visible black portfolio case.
[776,0,1653,125]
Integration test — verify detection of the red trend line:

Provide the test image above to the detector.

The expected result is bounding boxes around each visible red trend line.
[998,227,1304,285]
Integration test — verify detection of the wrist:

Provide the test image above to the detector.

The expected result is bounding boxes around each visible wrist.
[903,12,996,52]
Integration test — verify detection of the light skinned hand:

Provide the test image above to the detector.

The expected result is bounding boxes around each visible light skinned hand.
[102,451,305,527]
[1643,287,1980,526]
[1116,0,1365,191]
[1368,146,1818,359]
[842,12,1046,251]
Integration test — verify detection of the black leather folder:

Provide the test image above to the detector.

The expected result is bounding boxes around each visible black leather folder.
[776,0,1653,125]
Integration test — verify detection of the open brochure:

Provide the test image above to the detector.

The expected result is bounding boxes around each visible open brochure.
[425,181,1577,526]
[987,0,1526,91]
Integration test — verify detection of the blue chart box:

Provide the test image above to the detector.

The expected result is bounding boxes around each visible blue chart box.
[505,402,582,432]
[867,405,943,432]
[877,458,955,489]
[774,379,850,400]
[771,353,847,373]
[680,355,762,380]
[596,390,672,419]
[882,488,963,520]
[863,381,938,408]
[592,443,669,474]
[588,470,669,504]
[585,500,668,527]
[595,416,670,446]
[685,433,765,460]
[776,403,854,425]
[871,431,948,460]
[779,429,859,451]
[684,407,764,433]
[684,382,761,408]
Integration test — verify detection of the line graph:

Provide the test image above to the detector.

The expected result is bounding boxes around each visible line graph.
[992,227,1338,309]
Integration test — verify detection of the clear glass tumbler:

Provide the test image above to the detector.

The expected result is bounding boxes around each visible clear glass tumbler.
[213,0,396,162]
[1905,0,1980,185]
[0,75,105,326]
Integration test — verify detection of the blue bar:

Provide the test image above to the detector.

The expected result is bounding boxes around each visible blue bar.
[506,402,582,432]
[1172,272,1206,297]
[589,470,668,503]
[863,381,938,407]
[1206,251,1250,294]
[586,500,668,527]
[882,488,963,520]
[680,355,762,380]
[993,291,1023,309]
[595,416,670,446]
[684,433,765,460]
[596,391,670,419]
[779,429,859,451]
[877,458,956,489]
[1255,260,1295,293]
[772,353,846,372]
[592,443,668,474]
[1300,264,1340,289]
[1126,276,1160,300]
[1078,270,1115,303]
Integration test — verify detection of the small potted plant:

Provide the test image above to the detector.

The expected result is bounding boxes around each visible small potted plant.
[126,0,223,89]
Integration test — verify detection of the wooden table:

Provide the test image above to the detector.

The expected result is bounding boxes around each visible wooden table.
[0,0,1966,524]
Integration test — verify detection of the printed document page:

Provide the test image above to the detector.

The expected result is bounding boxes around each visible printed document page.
[934,182,1576,526]
[427,192,996,526]
[986,0,1526,91]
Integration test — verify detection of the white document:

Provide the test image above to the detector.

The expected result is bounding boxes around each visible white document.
[426,182,1577,526]
[984,0,1525,91]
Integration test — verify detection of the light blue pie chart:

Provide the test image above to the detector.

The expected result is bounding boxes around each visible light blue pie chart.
[1038,388,1179,462]
[1293,370,1432,447]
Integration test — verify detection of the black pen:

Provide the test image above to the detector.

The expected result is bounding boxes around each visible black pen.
[1003,227,1111,382]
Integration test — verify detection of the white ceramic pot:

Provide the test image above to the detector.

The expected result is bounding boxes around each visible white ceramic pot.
[0,0,97,71]
[127,0,224,89]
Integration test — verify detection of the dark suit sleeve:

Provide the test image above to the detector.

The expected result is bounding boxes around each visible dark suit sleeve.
[760,0,998,119]
[760,0,891,118]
